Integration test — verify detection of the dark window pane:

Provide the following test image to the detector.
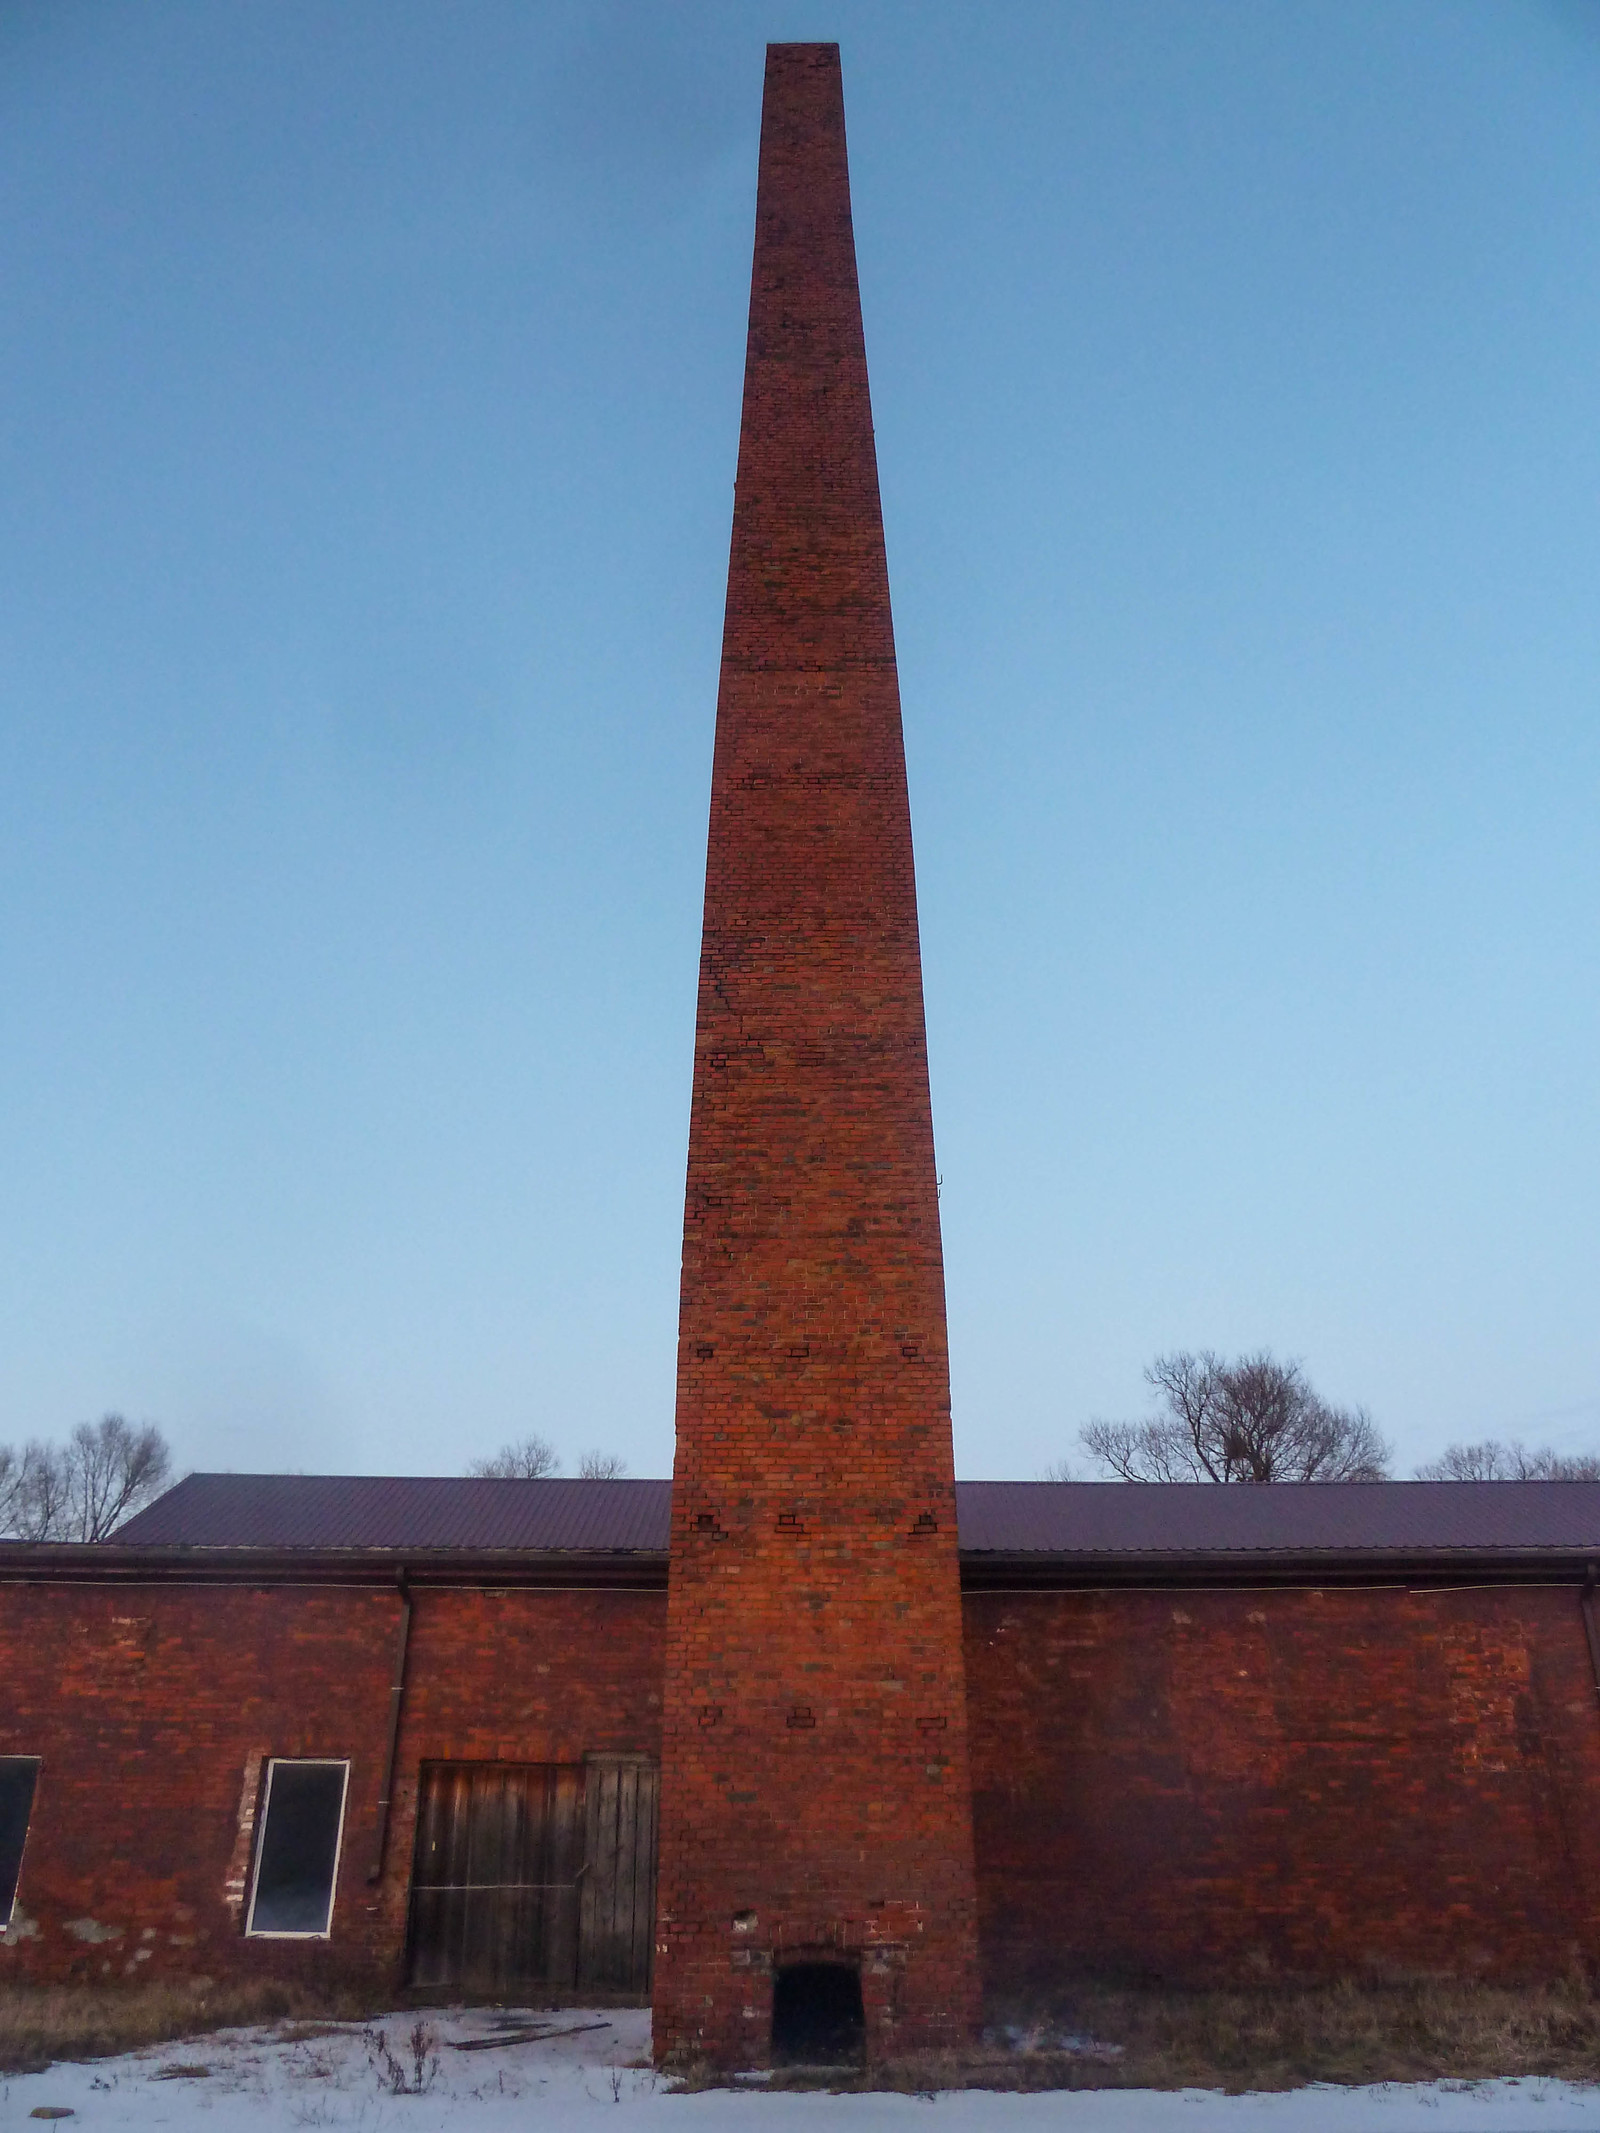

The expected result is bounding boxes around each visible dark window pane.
[0,1759,40,1920]
[249,1762,347,1936]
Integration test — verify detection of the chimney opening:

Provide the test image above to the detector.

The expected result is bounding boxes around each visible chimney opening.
[771,1961,865,2066]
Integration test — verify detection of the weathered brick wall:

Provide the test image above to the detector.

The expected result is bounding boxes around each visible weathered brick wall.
[966,1583,1600,1995]
[7,1570,1595,2000]
[373,1584,666,1963]
[656,41,980,2066]
[0,1579,664,1987]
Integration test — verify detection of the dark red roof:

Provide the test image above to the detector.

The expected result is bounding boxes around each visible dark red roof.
[117,1474,671,1552]
[954,1479,1600,1557]
[110,1472,1600,1561]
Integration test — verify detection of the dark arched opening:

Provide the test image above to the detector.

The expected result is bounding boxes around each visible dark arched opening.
[771,1961,866,2065]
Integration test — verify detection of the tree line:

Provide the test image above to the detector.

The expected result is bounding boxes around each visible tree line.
[0,1416,631,1545]
[1065,1349,1599,1483]
[0,1416,172,1540]
[4,1385,1592,1546]
[467,1433,627,1481]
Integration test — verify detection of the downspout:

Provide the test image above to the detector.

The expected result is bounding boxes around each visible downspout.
[367,1567,412,1884]
[1581,1566,1600,1714]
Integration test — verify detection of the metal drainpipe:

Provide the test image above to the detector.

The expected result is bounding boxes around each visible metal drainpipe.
[1581,1566,1600,1713]
[367,1567,412,1884]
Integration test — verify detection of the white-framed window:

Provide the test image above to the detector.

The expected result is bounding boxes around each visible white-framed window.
[245,1759,350,1938]
[0,1758,40,1927]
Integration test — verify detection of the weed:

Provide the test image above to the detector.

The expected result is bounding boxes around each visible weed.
[287,2101,350,2128]
[365,2017,440,2096]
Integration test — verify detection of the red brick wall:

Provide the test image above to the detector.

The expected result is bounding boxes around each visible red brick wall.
[656,41,980,2066]
[6,1571,1594,2001]
[966,1583,1600,1995]
[0,1580,664,1987]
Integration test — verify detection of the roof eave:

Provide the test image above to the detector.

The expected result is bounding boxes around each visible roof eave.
[960,1546,1600,1590]
[0,1543,671,1589]
[3,1540,1598,1592]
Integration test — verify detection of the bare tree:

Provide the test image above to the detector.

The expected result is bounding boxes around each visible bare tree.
[63,1416,172,1539]
[10,1441,69,1539]
[469,1433,560,1480]
[577,1451,627,1481]
[15,1442,63,1539]
[1083,1352,1229,1483]
[1081,1350,1390,1483]
[1,1417,172,1541]
[1416,1439,1600,1481]
[0,1443,24,1533]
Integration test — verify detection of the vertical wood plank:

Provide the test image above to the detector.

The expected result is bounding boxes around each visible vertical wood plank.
[633,1761,659,1989]
[579,1756,659,1995]
[614,1762,638,1978]
[444,1765,473,1987]
[550,1763,582,1988]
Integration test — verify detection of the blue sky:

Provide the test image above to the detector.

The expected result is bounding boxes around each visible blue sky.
[3,0,1597,1482]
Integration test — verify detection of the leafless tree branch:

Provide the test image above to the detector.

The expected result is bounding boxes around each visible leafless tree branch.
[577,1451,628,1481]
[1416,1438,1600,1481]
[1078,1350,1391,1483]
[0,1416,172,1540]
[468,1433,561,1480]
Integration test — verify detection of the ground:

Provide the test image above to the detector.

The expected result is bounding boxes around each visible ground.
[4,2006,1600,2130]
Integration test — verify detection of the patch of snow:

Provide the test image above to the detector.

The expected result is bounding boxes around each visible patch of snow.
[1,2010,1598,2130]
[988,2024,1123,2060]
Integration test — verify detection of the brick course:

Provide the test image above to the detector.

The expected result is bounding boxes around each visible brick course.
[654,40,981,2067]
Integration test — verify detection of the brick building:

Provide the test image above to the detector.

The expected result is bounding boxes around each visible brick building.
[3,41,1598,2071]
[4,1476,1600,2051]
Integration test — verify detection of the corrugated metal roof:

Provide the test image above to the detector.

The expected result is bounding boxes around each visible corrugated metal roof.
[112,1473,1600,1559]
[116,1474,672,1552]
[955,1480,1600,1556]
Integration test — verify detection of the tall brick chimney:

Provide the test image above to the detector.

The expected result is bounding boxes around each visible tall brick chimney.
[653,43,981,2069]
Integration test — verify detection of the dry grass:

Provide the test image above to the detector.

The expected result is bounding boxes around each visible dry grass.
[0,1978,382,2077]
[12,1973,1600,2094]
[1066,1977,1600,2091]
[763,1979,1600,2094]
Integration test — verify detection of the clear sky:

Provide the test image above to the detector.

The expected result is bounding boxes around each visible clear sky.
[3,0,1597,1484]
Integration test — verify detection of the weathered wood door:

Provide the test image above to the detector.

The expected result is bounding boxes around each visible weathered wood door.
[407,1757,659,1997]
[578,1754,659,1994]
[407,1761,584,1994]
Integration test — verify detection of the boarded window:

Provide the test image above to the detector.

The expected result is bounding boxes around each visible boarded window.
[0,1759,40,1923]
[246,1760,349,1937]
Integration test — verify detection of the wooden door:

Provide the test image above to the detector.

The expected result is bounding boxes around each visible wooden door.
[577,1754,659,1995]
[407,1762,584,1994]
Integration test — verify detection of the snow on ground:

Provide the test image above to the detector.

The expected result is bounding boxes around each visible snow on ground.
[3,2008,1600,2132]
